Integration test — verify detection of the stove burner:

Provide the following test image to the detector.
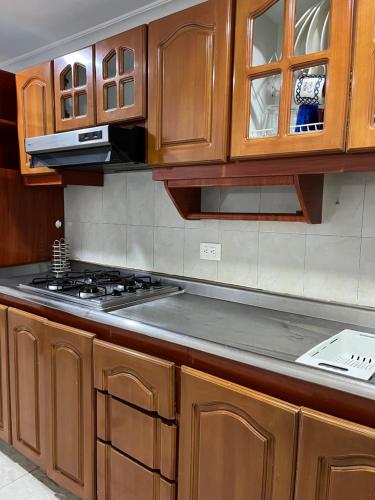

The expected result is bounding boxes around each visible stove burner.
[78,284,106,299]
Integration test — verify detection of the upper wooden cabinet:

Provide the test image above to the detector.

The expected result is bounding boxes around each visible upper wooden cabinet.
[54,46,95,132]
[348,0,375,151]
[148,0,233,165]
[231,0,354,159]
[96,26,147,124]
[178,366,299,500]
[16,62,55,175]
[0,305,10,444]
[295,408,375,500]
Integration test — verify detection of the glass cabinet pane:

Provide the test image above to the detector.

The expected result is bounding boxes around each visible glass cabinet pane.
[61,67,72,90]
[290,64,327,134]
[251,0,285,66]
[75,64,87,87]
[105,52,117,79]
[105,84,117,110]
[294,0,330,56]
[76,93,87,116]
[62,96,73,119]
[122,48,135,73]
[121,79,135,107]
[249,74,281,138]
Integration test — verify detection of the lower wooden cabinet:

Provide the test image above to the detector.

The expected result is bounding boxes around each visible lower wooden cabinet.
[7,308,95,499]
[8,308,47,467]
[97,441,175,500]
[178,366,299,500]
[0,305,11,443]
[295,408,375,500]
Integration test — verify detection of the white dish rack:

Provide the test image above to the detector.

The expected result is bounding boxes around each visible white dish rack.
[296,329,375,381]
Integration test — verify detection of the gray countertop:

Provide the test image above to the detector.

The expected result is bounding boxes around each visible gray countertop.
[0,262,374,401]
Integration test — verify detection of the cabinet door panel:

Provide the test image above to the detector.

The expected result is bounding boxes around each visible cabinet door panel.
[45,321,95,500]
[0,305,10,443]
[7,308,47,467]
[148,0,233,165]
[347,0,375,151]
[294,408,375,500]
[54,47,95,131]
[96,26,147,124]
[94,339,175,420]
[97,441,175,500]
[231,0,354,158]
[178,366,298,500]
[16,62,55,175]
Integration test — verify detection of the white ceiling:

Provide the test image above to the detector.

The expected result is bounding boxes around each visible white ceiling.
[0,0,203,72]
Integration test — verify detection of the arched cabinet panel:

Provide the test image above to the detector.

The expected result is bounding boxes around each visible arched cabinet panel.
[0,305,10,443]
[178,366,298,500]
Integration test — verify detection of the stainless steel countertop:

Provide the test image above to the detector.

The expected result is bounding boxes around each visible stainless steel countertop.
[0,261,374,401]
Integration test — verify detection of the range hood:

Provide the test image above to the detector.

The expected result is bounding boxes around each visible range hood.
[25,125,146,173]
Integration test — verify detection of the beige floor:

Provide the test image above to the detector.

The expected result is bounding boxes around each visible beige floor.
[0,440,79,499]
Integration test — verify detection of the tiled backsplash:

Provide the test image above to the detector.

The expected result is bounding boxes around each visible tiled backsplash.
[65,171,375,307]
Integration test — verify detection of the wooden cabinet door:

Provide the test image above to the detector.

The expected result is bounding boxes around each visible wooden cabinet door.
[178,366,299,500]
[16,62,55,175]
[347,0,375,151]
[54,46,95,132]
[7,308,47,467]
[96,26,147,124]
[0,305,11,443]
[231,0,353,159]
[44,321,95,500]
[295,408,375,500]
[148,0,233,165]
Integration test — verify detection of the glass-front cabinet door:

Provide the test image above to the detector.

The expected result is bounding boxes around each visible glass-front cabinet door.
[54,47,95,132]
[348,0,375,151]
[95,26,147,124]
[231,0,354,159]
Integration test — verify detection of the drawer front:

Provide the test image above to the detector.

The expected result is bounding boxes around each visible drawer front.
[94,339,175,419]
[97,392,176,481]
[97,441,175,500]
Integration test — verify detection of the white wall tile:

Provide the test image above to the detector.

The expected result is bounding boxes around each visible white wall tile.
[102,173,127,224]
[260,186,301,213]
[304,235,360,304]
[126,172,155,226]
[81,223,126,267]
[306,173,365,237]
[65,221,83,260]
[183,227,219,281]
[258,233,305,295]
[64,186,103,223]
[154,181,185,228]
[154,227,184,275]
[219,187,260,232]
[358,238,375,307]
[218,231,258,287]
[126,226,154,270]
[363,175,375,237]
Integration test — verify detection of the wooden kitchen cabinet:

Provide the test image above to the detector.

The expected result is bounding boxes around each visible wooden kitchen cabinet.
[7,308,47,467]
[148,0,233,165]
[0,305,11,443]
[295,408,375,500]
[178,366,299,500]
[231,0,354,159]
[347,0,375,151]
[54,46,95,132]
[16,62,55,176]
[96,26,147,124]
[94,339,175,420]
[44,321,95,500]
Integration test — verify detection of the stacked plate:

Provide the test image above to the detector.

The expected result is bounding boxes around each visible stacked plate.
[294,0,330,56]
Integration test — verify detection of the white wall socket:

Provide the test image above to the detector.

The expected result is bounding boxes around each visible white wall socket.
[200,243,222,261]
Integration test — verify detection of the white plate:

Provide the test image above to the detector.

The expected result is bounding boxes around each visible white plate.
[306,0,329,54]
[294,4,318,55]
[320,11,330,51]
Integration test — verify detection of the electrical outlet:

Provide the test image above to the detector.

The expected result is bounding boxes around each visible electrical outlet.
[200,243,221,261]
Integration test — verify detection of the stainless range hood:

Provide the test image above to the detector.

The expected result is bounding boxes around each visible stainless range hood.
[25,125,146,173]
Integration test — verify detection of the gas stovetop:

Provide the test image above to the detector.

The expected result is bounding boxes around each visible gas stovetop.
[18,269,183,311]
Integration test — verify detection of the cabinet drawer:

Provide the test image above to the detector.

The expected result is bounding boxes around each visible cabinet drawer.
[97,392,176,480]
[97,441,175,500]
[94,339,175,419]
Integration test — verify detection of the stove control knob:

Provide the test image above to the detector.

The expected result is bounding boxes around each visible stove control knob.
[112,289,122,297]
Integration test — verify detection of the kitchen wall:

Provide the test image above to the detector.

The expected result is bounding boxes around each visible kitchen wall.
[65,171,375,307]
